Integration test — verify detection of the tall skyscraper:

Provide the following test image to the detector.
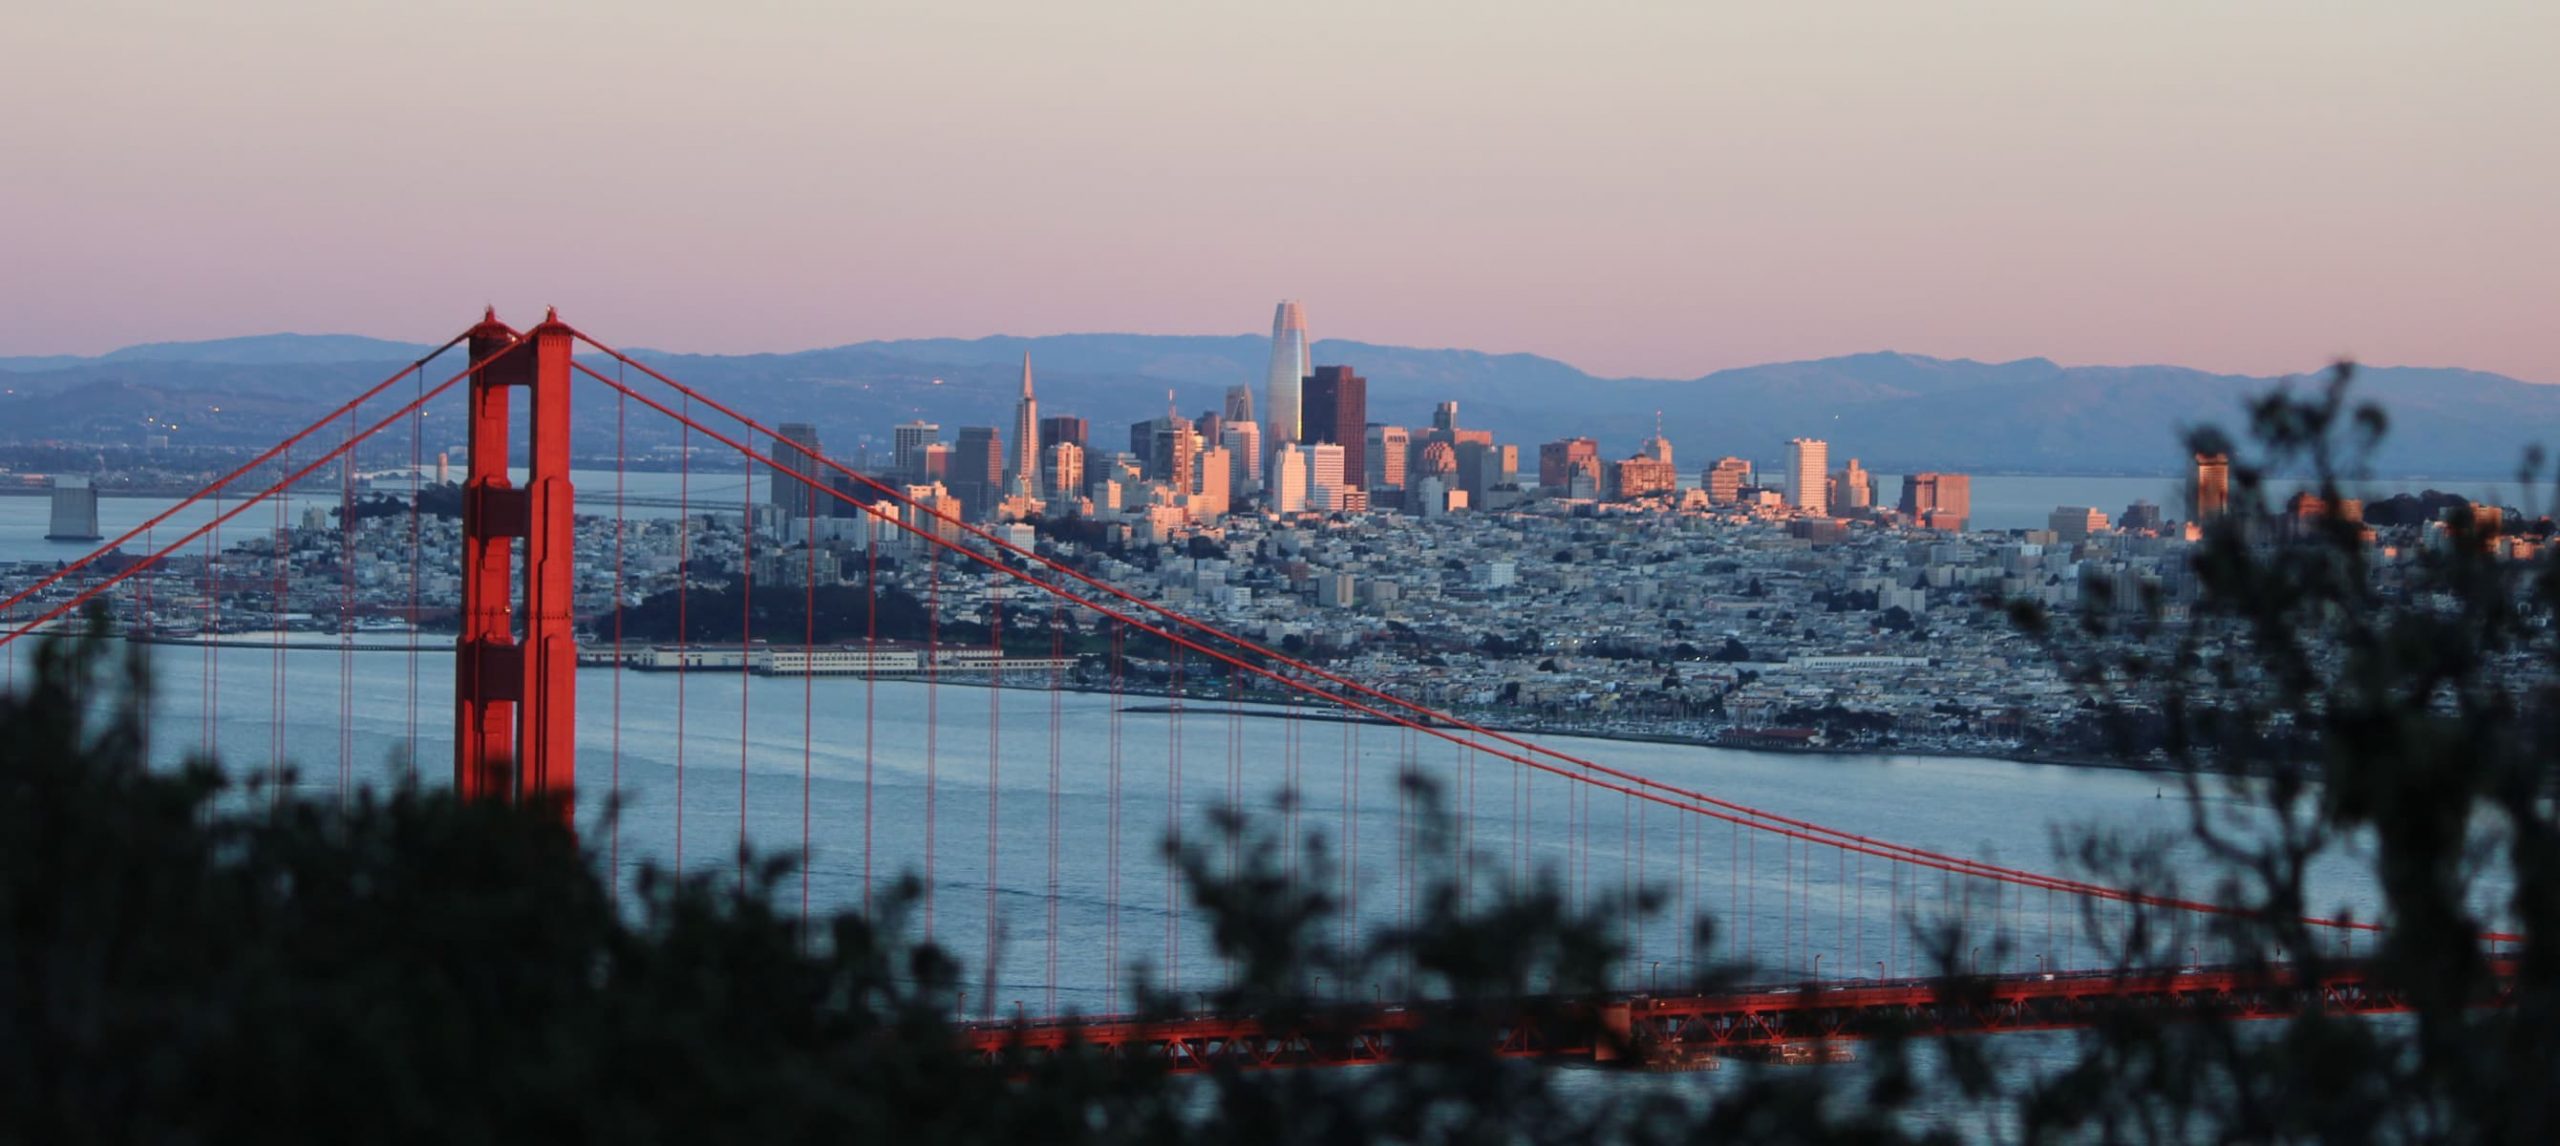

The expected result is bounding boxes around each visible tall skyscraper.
[1302,365,1368,489]
[1787,438,1830,515]
[1265,300,1310,444]
[1222,384,1256,426]
[1420,440,1462,482]
[1008,354,1042,498]
[2193,452,2231,522]
[1431,401,1460,440]
[1038,415,1087,450]
[1833,458,1873,511]
[1897,472,1971,530]
[1452,441,1497,502]
[1639,412,1674,469]
[1307,442,1348,509]
[1611,455,1677,500]
[1220,422,1262,495]
[893,420,941,483]
[1128,419,1160,473]
[1366,424,1410,491]
[953,426,1003,520]
[769,423,823,521]
[1538,438,1598,492]
[1269,443,1308,514]
[1152,416,1200,494]
[2049,506,2109,541]
[1042,441,1084,500]
[1192,445,1231,520]
[1704,457,1753,504]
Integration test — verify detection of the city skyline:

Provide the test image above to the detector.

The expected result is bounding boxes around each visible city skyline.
[4,2,2547,1126]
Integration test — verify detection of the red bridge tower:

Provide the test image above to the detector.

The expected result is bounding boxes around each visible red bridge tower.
[456,309,579,817]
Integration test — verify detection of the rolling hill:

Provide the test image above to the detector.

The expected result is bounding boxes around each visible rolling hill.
[1,334,2549,478]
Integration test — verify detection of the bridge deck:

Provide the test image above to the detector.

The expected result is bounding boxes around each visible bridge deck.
[958,962,2498,1073]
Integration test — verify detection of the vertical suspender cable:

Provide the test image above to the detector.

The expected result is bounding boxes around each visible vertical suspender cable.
[862,524,879,912]
[612,372,627,907]
[1045,603,1062,1015]
[1166,643,1183,994]
[336,429,355,802]
[675,395,691,871]
[740,434,755,889]
[925,541,941,941]
[1106,620,1124,1012]
[202,484,218,755]
[800,456,815,931]
[404,360,424,764]
[270,486,286,801]
[985,579,1002,1011]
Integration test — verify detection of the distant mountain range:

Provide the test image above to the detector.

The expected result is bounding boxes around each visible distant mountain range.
[1,332,2550,478]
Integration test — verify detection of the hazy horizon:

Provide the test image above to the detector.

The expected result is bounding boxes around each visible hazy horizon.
[7,325,2552,389]
[5,2,2552,384]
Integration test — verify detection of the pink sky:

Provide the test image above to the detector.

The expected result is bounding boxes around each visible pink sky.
[3,1,2553,382]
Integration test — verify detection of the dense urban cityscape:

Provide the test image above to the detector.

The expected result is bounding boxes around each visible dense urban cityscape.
[3,300,2535,768]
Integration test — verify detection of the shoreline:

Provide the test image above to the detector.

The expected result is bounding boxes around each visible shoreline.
[1101,698,2161,778]
[91,634,2159,778]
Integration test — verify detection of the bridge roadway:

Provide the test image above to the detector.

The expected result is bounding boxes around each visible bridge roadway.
[958,960,2504,1073]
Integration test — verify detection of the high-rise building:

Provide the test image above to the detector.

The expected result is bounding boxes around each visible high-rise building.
[1431,400,1461,440]
[1307,442,1348,509]
[893,420,941,483]
[1452,441,1499,503]
[1538,438,1599,492]
[1639,413,1674,469]
[825,469,887,522]
[904,483,965,547]
[1269,444,1308,514]
[2193,452,2231,522]
[1566,456,1603,500]
[1008,354,1042,498]
[1419,440,1461,482]
[919,442,951,486]
[1365,423,1410,491]
[1038,415,1087,451]
[1192,445,1231,520]
[1611,455,1678,501]
[1127,419,1160,473]
[1704,457,1753,505]
[768,423,824,521]
[1897,472,1971,531]
[1266,300,1310,444]
[1787,438,1830,515]
[1220,422,1262,495]
[952,426,1003,520]
[1153,417,1200,494]
[1222,385,1256,426]
[1042,441,1084,501]
[1302,365,1367,490]
[1832,458,1873,511]
[2049,506,2109,541]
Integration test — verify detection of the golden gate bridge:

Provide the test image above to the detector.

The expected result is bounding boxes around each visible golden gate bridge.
[0,312,2504,1071]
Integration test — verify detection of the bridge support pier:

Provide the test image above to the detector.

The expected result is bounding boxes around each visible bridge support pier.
[456,309,578,821]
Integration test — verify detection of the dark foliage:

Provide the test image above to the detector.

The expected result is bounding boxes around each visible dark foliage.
[6,368,2558,1141]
